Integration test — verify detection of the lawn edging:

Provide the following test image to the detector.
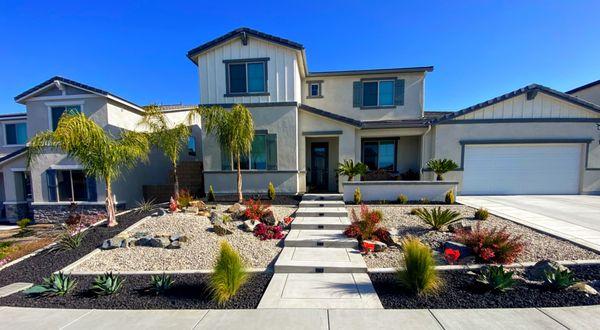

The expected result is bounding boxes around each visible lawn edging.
[368,259,600,273]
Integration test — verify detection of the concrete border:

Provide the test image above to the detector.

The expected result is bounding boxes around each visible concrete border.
[368,259,600,273]
[64,268,270,276]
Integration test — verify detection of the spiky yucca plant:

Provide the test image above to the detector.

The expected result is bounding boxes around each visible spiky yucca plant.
[413,207,462,231]
[336,159,368,181]
[396,237,441,295]
[92,272,124,296]
[210,241,248,305]
[426,159,458,181]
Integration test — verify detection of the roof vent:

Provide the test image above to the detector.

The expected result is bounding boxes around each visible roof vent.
[241,31,248,46]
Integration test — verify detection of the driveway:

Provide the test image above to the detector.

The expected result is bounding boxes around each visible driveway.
[457,195,600,253]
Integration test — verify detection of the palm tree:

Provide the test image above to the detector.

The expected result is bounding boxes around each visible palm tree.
[336,159,368,181]
[27,113,150,226]
[426,159,459,181]
[188,104,254,203]
[139,105,191,200]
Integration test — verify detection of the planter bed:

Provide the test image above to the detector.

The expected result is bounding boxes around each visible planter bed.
[351,205,600,269]
[0,272,272,309]
[70,205,297,272]
[370,264,600,309]
[0,211,150,288]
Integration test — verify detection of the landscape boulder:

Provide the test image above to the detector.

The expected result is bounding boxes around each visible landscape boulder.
[262,212,278,226]
[166,241,182,249]
[209,211,221,224]
[170,233,188,242]
[151,208,167,217]
[528,260,569,281]
[442,241,472,257]
[242,219,258,232]
[213,219,233,236]
[225,203,242,214]
[568,282,599,295]
[448,221,472,233]
[101,238,124,250]
[184,206,199,214]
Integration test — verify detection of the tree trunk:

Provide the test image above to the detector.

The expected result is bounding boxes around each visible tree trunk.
[105,178,118,227]
[436,173,443,181]
[172,161,180,200]
[237,153,243,203]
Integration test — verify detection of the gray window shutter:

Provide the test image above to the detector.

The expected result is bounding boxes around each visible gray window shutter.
[46,169,57,202]
[86,176,97,201]
[394,79,405,106]
[221,149,232,170]
[266,134,278,170]
[352,81,362,107]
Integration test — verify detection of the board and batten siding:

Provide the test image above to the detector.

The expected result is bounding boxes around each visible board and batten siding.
[197,37,301,104]
[454,92,600,120]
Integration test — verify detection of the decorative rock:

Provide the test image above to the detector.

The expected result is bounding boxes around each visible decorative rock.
[242,219,258,232]
[568,282,599,295]
[136,236,168,248]
[133,232,149,239]
[170,233,188,242]
[448,221,472,233]
[528,260,569,281]
[184,206,199,214]
[101,238,124,250]
[197,210,210,217]
[190,200,206,210]
[166,241,182,249]
[213,219,233,236]
[151,208,166,217]
[225,203,242,214]
[442,241,472,257]
[262,212,278,226]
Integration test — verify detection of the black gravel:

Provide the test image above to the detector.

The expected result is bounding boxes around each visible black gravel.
[0,272,272,309]
[0,211,150,287]
[370,264,600,309]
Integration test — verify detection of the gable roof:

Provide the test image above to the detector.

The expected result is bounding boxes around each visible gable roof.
[434,83,600,124]
[299,104,361,127]
[14,76,145,113]
[566,80,600,94]
[0,147,27,165]
[187,27,304,64]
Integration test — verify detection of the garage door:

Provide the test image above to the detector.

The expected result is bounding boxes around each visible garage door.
[462,144,582,195]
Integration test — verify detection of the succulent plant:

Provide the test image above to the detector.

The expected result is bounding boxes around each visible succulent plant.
[150,273,174,294]
[24,272,77,296]
[476,265,517,292]
[543,269,577,290]
[92,272,124,296]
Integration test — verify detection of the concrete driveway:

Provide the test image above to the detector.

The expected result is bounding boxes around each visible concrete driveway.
[457,195,600,253]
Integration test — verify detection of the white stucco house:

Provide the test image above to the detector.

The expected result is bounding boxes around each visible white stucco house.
[3,27,600,222]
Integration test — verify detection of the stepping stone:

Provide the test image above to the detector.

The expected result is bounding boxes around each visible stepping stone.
[285,229,357,248]
[274,247,367,273]
[258,273,383,309]
[292,216,351,230]
[302,194,343,201]
[299,200,345,208]
[296,207,347,217]
[0,282,33,298]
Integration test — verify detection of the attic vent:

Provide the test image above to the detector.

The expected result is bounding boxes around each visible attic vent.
[241,32,248,46]
[526,90,538,100]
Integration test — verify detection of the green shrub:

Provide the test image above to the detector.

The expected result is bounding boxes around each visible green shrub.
[221,214,232,223]
[413,207,462,231]
[396,236,441,295]
[54,230,86,251]
[397,194,408,204]
[135,198,156,213]
[353,187,362,204]
[474,208,489,220]
[267,182,276,200]
[207,185,216,202]
[16,218,31,230]
[426,158,458,181]
[150,273,174,294]
[210,241,248,305]
[445,190,455,204]
[476,265,516,292]
[543,269,576,290]
[420,198,430,205]
[24,272,77,296]
[92,272,124,296]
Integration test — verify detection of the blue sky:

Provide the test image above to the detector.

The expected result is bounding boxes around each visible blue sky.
[1,1,599,114]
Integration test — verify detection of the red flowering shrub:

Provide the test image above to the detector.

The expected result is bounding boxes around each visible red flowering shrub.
[344,205,391,246]
[244,198,272,221]
[454,223,524,264]
[253,223,284,240]
[444,248,460,264]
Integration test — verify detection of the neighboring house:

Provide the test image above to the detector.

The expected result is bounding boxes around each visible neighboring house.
[2,77,202,223]
[567,80,600,107]
[188,27,600,196]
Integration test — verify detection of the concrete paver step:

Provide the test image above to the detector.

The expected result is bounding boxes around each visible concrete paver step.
[274,247,367,273]
[292,216,351,230]
[296,207,348,217]
[0,283,33,298]
[302,194,343,201]
[285,229,357,248]
[299,200,346,207]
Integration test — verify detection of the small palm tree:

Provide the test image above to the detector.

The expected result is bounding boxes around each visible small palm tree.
[337,160,368,181]
[28,113,150,226]
[426,159,458,181]
[188,105,254,203]
[139,105,191,200]
[413,207,462,231]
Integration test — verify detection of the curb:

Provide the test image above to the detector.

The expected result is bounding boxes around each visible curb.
[368,259,600,273]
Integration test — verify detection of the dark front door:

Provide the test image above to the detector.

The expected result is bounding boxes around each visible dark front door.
[310,142,329,192]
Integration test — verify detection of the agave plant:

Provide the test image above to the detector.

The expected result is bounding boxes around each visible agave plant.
[543,269,577,290]
[92,272,124,296]
[150,273,174,294]
[337,159,368,181]
[426,159,458,181]
[476,265,517,292]
[135,198,157,214]
[53,230,86,251]
[413,207,462,231]
[24,272,77,296]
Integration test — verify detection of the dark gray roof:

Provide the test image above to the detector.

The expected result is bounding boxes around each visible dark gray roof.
[307,67,434,77]
[433,84,600,124]
[566,79,600,94]
[0,112,26,119]
[0,147,27,164]
[187,27,304,63]
[147,104,197,112]
[299,104,361,127]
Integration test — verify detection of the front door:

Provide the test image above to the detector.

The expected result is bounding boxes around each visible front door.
[310,142,329,192]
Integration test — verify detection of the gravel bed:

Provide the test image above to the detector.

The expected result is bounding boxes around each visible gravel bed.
[370,264,600,309]
[0,211,150,287]
[72,205,297,272]
[0,272,272,309]
[351,205,600,269]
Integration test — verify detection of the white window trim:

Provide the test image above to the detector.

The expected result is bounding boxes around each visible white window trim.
[10,167,27,172]
[3,120,27,146]
[45,101,85,131]
[50,164,84,170]
[362,80,395,107]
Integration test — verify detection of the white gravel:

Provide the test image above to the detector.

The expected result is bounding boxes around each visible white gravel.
[351,204,600,269]
[72,205,297,272]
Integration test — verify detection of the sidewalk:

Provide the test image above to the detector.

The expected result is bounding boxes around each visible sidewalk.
[2,305,599,329]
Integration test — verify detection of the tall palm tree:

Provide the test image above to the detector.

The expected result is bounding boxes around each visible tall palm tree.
[426,159,459,181]
[27,113,150,226]
[188,104,254,203]
[336,159,368,181]
[139,105,191,200]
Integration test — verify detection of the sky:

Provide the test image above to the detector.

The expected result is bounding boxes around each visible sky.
[1,1,599,115]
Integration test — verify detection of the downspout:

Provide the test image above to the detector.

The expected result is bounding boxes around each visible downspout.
[419,124,432,180]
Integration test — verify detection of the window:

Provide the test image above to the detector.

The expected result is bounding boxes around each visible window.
[51,105,81,130]
[221,133,277,170]
[362,140,396,171]
[225,59,268,95]
[307,81,322,98]
[55,170,88,202]
[5,122,27,145]
[188,136,196,156]
[362,80,394,107]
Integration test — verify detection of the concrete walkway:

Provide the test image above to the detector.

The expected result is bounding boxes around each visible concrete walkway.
[258,194,382,308]
[2,305,600,329]
[458,195,600,253]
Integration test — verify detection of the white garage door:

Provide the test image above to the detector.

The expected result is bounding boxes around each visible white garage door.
[462,144,582,195]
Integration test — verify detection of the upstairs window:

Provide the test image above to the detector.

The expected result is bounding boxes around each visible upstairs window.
[362,80,394,107]
[225,58,269,95]
[50,105,81,130]
[5,122,27,145]
[307,81,322,98]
